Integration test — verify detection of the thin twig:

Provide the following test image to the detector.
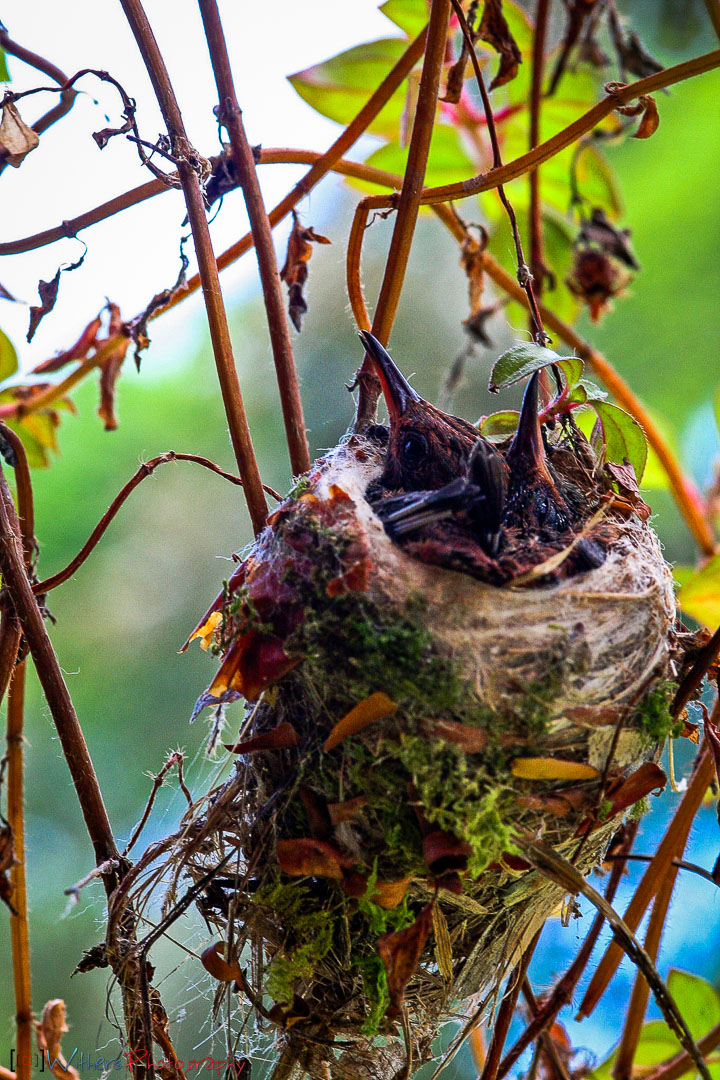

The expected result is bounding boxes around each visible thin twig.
[520,978,572,1080]
[496,822,639,1080]
[7,663,30,1080]
[578,732,717,1018]
[605,852,719,886]
[450,0,548,345]
[354,0,452,428]
[516,834,712,1080]
[122,751,187,856]
[198,0,310,476]
[528,0,551,303]
[33,451,280,598]
[118,0,268,534]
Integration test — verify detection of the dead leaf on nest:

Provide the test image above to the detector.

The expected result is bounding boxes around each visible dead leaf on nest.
[378,900,434,1018]
[323,691,397,752]
[276,837,354,879]
[224,721,299,755]
[511,757,600,781]
[201,941,241,983]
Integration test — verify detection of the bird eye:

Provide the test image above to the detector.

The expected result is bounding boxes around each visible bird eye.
[400,431,428,466]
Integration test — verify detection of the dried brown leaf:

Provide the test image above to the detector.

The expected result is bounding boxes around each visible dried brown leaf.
[276,837,354,879]
[201,941,241,983]
[511,757,600,781]
[323,691,397,752]
[0,100,40,166]
[478,0,522,90]
[328,795,367,825]
[224,721,299,755]
[632,95,659,139]
[279,211,331,332]
[34,316,103,374]
[378,901,434,1018]
[35,1000,80,1080]
[432,902,454,982]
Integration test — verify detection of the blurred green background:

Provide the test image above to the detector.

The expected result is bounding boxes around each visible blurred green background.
[1,1,719,1076]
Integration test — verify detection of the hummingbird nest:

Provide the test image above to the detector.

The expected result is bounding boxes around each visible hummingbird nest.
[176,339,681,1079]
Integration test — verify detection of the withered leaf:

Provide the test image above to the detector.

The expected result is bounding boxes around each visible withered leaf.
[224,721,299,755]
[511,757,600,781]
[201,941,242,983]
[606,460,651,521]
[27,248,87,343]
[0,280,16,302]
[432,903,453,982]
[578,209,639,271]
[0,100,40,166]
[478,0,522,90]
[299,786,332,841]
[279,211,331,332]
[0,822,17,913]
[632,95,659,140]
[423,828,471,878]
[323,691,397,752]
[577,762,667,835]
[268,994,311,1028]
[328,794,367,825]
[35,1000,80,1080]
[35,315,103,374]
[378,901,434,1018]
[276,837,353,880]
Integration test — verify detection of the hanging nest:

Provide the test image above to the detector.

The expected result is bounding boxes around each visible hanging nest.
[173,346,685,1078]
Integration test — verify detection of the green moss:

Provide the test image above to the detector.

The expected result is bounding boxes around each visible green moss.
[391,735,516,877]
[629,795,651,820]
[253,879,335,1006]
[634,682,682,743]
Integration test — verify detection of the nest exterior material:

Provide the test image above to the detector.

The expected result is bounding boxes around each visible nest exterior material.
[183,433,679,1078]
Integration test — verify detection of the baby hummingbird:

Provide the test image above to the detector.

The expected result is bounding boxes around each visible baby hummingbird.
[359,331,605,583]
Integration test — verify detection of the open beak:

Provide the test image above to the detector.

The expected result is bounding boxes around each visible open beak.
[506,370,554,485]
[359,330,421,423]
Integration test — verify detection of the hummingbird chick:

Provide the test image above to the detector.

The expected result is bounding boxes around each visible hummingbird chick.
[359,331,607,584]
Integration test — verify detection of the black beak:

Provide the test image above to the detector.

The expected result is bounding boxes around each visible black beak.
[506,370,554,484]
[359,330,422,423]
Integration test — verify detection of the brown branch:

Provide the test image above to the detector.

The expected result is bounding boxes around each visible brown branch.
[0,425,35,563]
[528,0,550,302]
[420,48,720,204]
[354,0,452,427]
[6,662,31,1080]
[613,869,678,1080]
[480,931,542,1080]
[198,0,310,477]
[0,30,77,175]
[578,731,717,1018]
[33,452,280,598]
[516,834,712,1080]
[496,822,639,1080]
[520,978,572,1080]
[450,0,548,345]
[118,0,268,535]
[672,625,720,716]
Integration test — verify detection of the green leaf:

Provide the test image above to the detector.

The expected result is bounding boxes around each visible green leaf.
[590,1021,683,1080]
[678,553,720,629]
[667,969,720,1041]
[489,342,579,392]
[5,418,51,469]
[591,400,648,482]
[557,355,584,391]
[566,378,607,407]
[478,410,519,437]
[0,47,9,83]
[288,38,413,138]
[0,329,19,382]
[379,0,428,36]
[361,123,476,192]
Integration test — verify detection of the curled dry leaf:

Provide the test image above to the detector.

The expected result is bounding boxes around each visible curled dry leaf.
[224,721,299,755]
[280,211,331,332]
[27,248,87,344]
[606,460,651,522]
[35,316,103,374]
[328,794,367,825]
[577,762,667,835]
[323,691,398,751]
[478,0,522,90]
[613,91,660,140]
[35,1000,80,1080]
[378,900,434,1018]
[0,100,40,166]
[276,837,354,879]
[0,822,17,913]
[201,941,242,983]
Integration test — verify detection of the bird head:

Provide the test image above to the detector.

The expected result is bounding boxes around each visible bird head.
[359,330,480,493]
